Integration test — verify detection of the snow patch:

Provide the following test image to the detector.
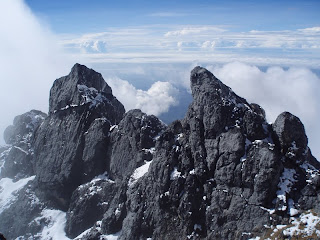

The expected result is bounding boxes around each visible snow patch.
[276,168,297,211]
[142,147,155,154]
[77,172,114,197]
[13,145,29,155]
[110,125,118,131]
[284,211,320,237]
[265,210,320,239]
[300,162,320,184]
[99,232,121,240]
[0,175,35,214]
[0,147,11,175]
[170,167,182,180]
[128,160,153,186]
[34,209,70,240]
[75,220,121,240]
[77,84,108,108]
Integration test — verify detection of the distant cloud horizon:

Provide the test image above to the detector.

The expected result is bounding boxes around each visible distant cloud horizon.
[59,25,320,68]
[0,0,319,160]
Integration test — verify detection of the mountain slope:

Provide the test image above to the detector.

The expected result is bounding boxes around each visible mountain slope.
[0,64,319,240]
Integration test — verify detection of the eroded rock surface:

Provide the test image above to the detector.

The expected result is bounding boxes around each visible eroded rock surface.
[0,64,319,240]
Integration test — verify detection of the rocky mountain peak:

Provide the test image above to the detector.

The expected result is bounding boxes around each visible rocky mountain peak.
[49,63,113,114]
[3,110,47,145]
[0,64,319,240]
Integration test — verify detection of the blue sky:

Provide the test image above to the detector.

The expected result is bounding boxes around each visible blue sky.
[0,0,320,159]
[26,0,320,33]
[21,0,320,69]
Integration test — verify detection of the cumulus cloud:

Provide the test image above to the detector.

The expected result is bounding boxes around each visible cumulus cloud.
[80,40,107,53]
[105,77,179,116]
[0,0,71,144]
[207,62,320,159]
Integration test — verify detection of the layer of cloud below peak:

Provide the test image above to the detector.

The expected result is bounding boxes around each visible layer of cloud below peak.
[105,77,179,116]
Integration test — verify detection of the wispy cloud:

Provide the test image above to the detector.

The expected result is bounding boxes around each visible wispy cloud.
[58,25,320,68]
[164,26,227,37]
[298,27,320,33]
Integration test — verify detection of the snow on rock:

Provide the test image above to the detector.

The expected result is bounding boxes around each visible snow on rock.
[99,233,121,240]
[128,160,153,186]
[284,211,320,237]
[170,167,182,180]
[0,175,35,214]
[77,84,107,108]
[77,171,114,197]
[0,146,11,175]
[74,220,120,240]
[276,168,297,211]
[262,210,320,239]
[33,209,70,240]
[300,162,320,184]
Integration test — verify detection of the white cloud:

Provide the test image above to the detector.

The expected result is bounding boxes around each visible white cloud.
[201,40,216,49]
[105,77,179,116]
[298,27,320,33]
[59,25,320,67]
[207,62,320,159]
[0,0,72,144]
[164,26,227,37]
[80,40,107,53]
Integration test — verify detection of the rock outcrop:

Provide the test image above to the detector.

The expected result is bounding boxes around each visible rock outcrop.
[1,110,46,180]
[32,64,125,210]
[0,64,319,240]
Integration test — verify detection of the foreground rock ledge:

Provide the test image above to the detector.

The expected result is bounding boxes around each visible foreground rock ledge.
[0,64,319,240]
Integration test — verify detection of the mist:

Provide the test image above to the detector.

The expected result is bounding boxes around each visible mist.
[0,0,71,144]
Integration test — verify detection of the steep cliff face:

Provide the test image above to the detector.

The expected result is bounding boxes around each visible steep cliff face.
[33,63,125,210]
[0,64,319,240]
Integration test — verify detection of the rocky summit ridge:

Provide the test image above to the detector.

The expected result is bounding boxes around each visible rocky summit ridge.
[0,63,319,240]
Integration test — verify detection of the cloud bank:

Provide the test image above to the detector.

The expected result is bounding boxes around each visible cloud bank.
[0,0,71,144]
[106,77,179,116]
[60,25,320,67]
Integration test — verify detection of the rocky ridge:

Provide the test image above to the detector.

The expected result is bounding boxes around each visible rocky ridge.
[0,64,319,240]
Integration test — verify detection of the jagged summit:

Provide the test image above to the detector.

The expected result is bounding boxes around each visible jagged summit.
[49,63,118,115]
[0,64,319,240]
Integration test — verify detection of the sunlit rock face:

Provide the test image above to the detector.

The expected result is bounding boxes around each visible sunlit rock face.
[0,64,319,240]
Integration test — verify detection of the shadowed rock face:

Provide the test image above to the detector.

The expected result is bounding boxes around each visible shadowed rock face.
[32,64,125,210]
[0,64,319,240]
[1,110,47,180]
[49,63,111,113]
